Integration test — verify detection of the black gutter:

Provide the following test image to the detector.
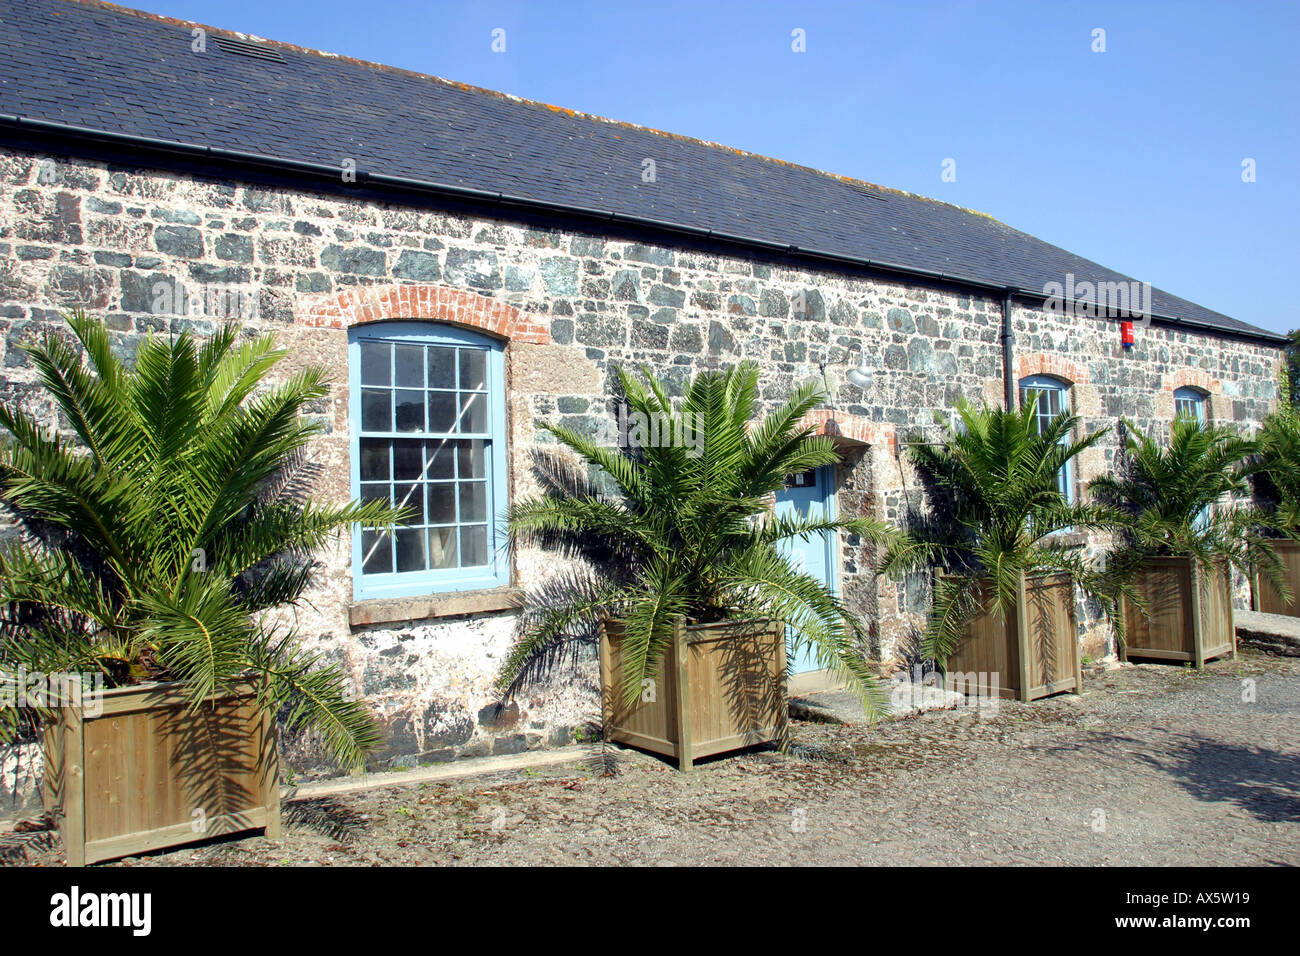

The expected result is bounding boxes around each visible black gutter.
[0,113,1287,348]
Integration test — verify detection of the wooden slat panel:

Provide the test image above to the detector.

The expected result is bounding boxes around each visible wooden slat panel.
[1125,647,1192,661]
[84,809,269,865]
[947,579,1016,696]
[1199,558,1235,661]
[683,621,784,756]
[946,573,1078,702]
[47,684,277,864]
[600,619,678,759]
[1023,574,1077,692]
[1124,557,1193,657]
[601,618,784,767]
[1124,556,1234,665]
[41,722,62,814]
[1256,540,1300,616]
[94,681,259,716]
[61,705,85,868]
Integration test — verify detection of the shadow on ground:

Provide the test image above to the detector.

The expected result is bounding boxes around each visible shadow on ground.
[1138,734,1300,824]
[1045,729,1300,824]
[284,797,370,843]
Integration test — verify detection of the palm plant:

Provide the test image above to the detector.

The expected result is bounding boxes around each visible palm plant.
[497,361,897,716]
[1090,415,1290,601]
[1254,405,1300,533]
[879,396,1117,663]
[0,311,400,771]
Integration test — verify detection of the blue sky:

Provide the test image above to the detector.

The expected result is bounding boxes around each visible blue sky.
[143,0,1298,335]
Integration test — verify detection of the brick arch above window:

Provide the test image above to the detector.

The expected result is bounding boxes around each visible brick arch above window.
[1162,367,1221,396]
[297,284,551,344]
[1015,353,1089,385]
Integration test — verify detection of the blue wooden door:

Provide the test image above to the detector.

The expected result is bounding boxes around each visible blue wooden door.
[774,465,836,674]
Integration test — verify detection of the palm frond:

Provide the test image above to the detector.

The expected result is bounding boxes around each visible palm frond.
[883,397,1113,666]
[0,312,385,770]
[499,361,900,720]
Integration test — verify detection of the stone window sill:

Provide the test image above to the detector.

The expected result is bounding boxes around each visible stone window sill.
[1041,531,1089,549]
[349,586,525,628]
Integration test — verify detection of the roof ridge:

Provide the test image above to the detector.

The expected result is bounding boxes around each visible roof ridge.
[68,0,1005,225]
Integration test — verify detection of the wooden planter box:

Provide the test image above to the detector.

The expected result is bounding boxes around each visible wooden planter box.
[42,681,280,866]
[1252,539,1300,617]
[1121,556,1236,667]
[943,572,1081,701]
[599,618,788,770]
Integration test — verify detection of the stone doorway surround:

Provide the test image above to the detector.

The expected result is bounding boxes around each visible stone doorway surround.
[788,411,897,694]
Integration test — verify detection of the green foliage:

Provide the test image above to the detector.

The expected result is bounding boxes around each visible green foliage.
[880,397,1121,663]
[0,312,401,771]
[1255,404,1300,532]
[496,361,898,718]
[1090,415,1290,605]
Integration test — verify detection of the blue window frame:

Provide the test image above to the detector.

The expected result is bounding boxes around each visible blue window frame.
[1174,386,1208,425]
[1019,375,1075,503]
[348,322,509,600]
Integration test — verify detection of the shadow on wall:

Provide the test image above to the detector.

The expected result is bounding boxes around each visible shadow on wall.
[892,616,942,683]
[0,739,43,822]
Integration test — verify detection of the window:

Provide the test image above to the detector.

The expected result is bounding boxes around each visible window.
[1174,386,1207,425]
[1019,375,1074,503]
[349,322,508,600]
[1173,387,1211,529]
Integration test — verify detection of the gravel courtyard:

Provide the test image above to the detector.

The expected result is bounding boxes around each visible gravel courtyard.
[5,648,1298,867]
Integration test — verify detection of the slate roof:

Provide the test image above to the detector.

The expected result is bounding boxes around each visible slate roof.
[0,0,1283,343]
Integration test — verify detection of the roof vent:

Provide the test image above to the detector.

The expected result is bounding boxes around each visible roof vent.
[213,35,285,63]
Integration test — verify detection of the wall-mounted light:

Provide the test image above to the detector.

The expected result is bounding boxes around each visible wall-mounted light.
[846,346,874,389]
[820,342,875,395]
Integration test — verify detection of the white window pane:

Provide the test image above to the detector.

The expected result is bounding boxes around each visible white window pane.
[425,440,455,479]
[461,525,489,567]
[458,440,486,479]
[360,482,389,506]
[392,439,424,480]
[362,530,393,574]
[460,392,486,433]
[459,481,488,523]
[395,483,424,524]
[427,483,457,524]
[428,526,457,569]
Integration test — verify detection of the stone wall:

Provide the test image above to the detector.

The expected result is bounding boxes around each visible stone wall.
[1009,309,1280,650]
[0,145,1283,796]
